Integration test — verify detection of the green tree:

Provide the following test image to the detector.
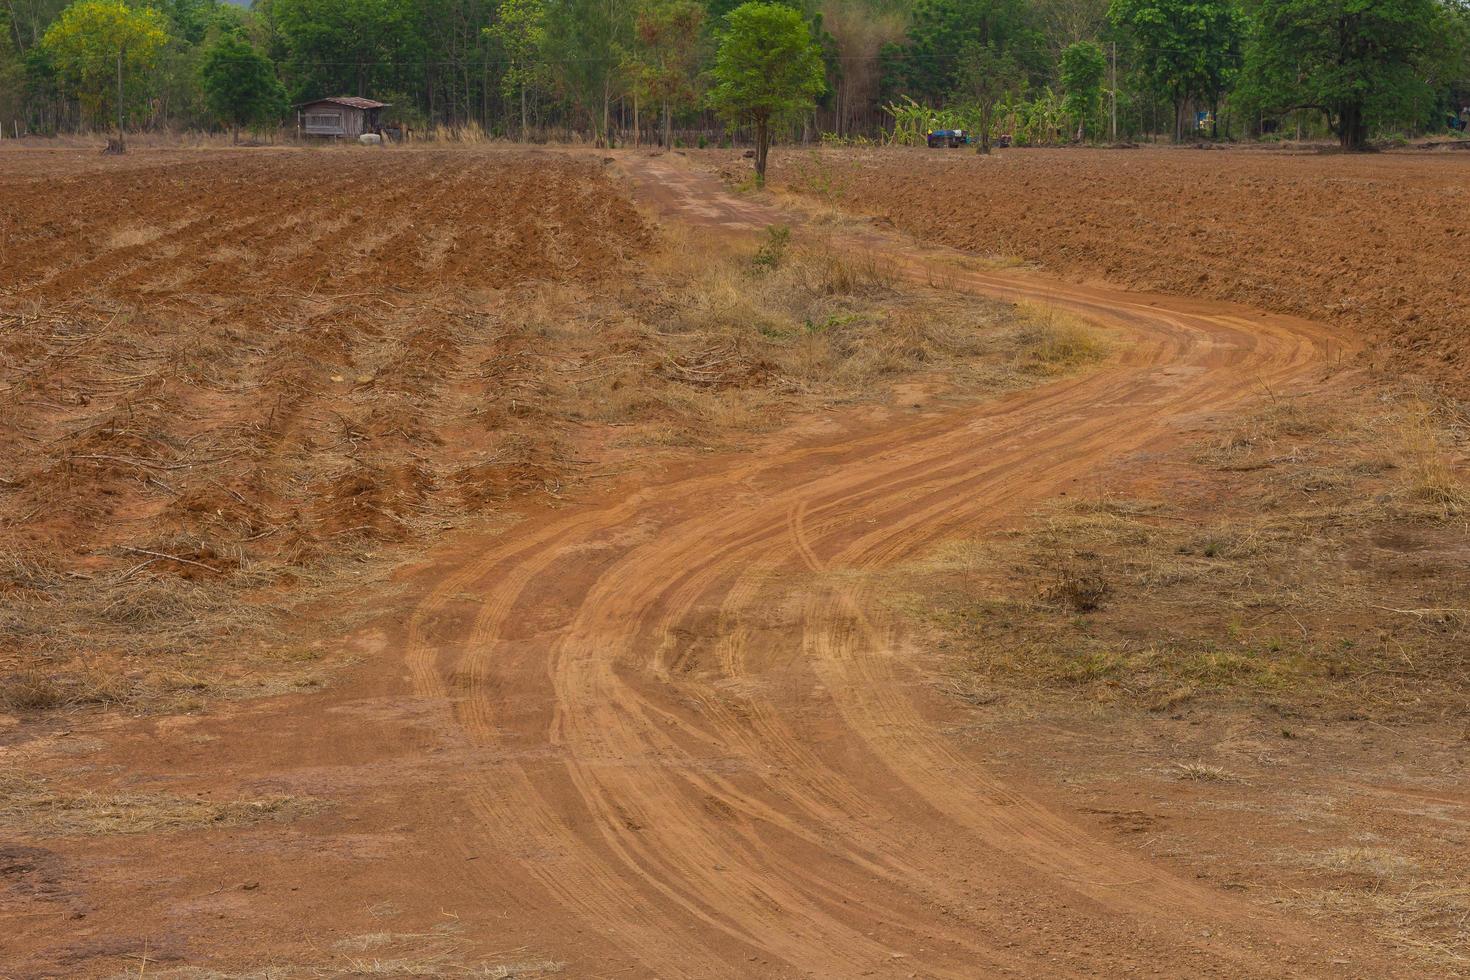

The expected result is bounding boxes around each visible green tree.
[485,0,546,140]
[543,0,631,146]
[1240,0,1440,149]
[706,1,826,184]
[1108,0,1241,142]
[626,0,704,148]
[956,40,1025,152]
[41,0,168,147]
[200,31,285,142]
[890,0,1043,105]
[271,0,421,101]
[1060,38,1106,139]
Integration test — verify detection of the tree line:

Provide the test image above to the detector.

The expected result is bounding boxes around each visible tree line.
[3,0,1468,151]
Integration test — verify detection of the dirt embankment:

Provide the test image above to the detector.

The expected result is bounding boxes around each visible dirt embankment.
[768,146,1470,398]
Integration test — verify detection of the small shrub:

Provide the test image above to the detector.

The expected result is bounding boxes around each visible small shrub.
[1044,551,1112,612]
[1015,316,1108,375]
[752,225,791,271]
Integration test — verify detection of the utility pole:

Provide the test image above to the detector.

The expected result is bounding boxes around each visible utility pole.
[116,44,125,152]
[1110,42,1117,144]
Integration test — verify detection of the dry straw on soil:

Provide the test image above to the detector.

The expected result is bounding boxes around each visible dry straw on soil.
[1,152,1099,717]
[903,385,1470,719]
[0,772,321,837]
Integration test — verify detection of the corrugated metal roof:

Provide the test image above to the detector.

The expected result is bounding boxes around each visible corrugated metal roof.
[294,96,391,110]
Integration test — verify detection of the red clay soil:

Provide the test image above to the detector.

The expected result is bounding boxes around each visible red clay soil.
[0,148,653,706]
[769,146,1470,398]
[5,151,1429,979]
[2,148,649,297]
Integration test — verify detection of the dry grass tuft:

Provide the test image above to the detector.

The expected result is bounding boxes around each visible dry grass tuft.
[1172,762,1234,782]
[1391,399,1470,517]
[0,671,66,712]
[1311,845,1418,882]
[1010,304,1111,376]
[0,772,323,837]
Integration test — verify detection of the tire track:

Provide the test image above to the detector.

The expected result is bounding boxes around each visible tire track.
[389,153,1378,977]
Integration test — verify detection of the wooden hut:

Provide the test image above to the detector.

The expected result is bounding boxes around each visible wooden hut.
[295,97,390,139]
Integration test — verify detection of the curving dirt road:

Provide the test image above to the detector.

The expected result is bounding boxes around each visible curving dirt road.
[6,151,1387,978]
[385,156,1365,976]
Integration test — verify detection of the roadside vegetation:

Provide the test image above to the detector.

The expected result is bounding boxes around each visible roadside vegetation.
[885,382,1469,967]
[906,385,1469,719]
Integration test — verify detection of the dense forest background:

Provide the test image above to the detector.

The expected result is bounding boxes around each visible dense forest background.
[3,0,1470,146]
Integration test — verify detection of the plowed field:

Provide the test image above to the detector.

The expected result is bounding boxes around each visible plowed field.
[2,145,1465,979]
[4,149,649,295]
[771,146,1470,397]
[0,150,657,710]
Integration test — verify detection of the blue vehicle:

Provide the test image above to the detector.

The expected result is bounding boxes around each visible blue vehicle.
[926,129,970,148]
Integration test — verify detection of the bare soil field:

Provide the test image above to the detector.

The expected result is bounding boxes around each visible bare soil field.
[758,145,1470,398]
[0,148,655,713]
[1,144,1467,978]
[2,146,1080,717]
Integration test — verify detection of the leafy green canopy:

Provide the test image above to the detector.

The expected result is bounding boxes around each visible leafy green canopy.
[626,0,706,143]
[1108,0,1241,138]
[707,1,825,180]
[706,2,825,125]
[272,0,422,101]
[40,0,168,124]
[484,0,546,114]
[1060,38,1106,123]
[1240,0,1441,148]
[200,32,287,137]
[955,39,1025,150]
[889,0,1045,105]
[542,0,632,143]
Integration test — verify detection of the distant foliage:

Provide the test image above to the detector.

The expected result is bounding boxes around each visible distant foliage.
[1240,0,1441,150]
[201,33,287,140]
[1059,40,1106,139]
[6,0,1469,145]
[1107,0,1242,141]
[40,0,168,127]
[883,94,952,145]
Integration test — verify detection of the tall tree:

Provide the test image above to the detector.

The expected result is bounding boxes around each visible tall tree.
[890,0,1043,105]
[1108,0,1241,141]
[485,0,546,139]
[1240,0,1440,149]
[271,0,421,100]
[543,0,631,146]
[1036,0,1111,55]
[200,31,286,142]
[1060,38,1106,138]
[626,0,704,147]
[956,40,1025,152]
[41,0,168,147]
[706,1,825,184]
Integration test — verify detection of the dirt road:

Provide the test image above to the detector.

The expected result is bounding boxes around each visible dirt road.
[6,154,1384,977]
[764,145,1470,399]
